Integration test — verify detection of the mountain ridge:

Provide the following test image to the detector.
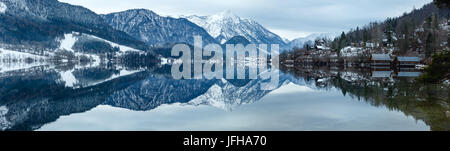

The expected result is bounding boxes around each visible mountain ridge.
[101,9,218,46]
[0,0,151,53]
[184,11,287,47]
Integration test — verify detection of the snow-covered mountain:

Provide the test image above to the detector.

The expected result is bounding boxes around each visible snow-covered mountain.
[102,9,217,46]
[0,0,150,53]
[286,32,340,50]
[184,11,286,46]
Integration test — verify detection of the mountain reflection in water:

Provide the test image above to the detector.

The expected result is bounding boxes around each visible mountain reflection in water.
[0,63,449,131]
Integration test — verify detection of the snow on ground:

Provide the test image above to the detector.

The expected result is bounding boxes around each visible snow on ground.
[0,106,11,131]
[58,66,144,89]
[0,48,47,61]
[339,46,394,57]
[340,71,365,82]
[160,57,169,65]
[72,52,101,67]
[444,80,450,85]
[0,2,7,13]
[55,32,145,88]
[0,48,49,73]
[86,67,143,87]
[340,46,365,57]
[60,69,78,87]
[58,32,141,67]
[88,35,141,53]
[59,33,78,52]
[59,32,141,53]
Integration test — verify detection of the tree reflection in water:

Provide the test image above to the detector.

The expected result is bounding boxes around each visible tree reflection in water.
[281,66,450,131]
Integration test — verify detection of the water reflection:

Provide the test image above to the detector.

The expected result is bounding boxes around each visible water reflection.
[0,62,449,131]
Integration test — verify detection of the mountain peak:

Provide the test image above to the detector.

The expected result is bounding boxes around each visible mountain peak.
[209,10,241,22]
[117,9,159,17]
[129,9,155,14]
[225,36,250,45]
[217,10,237,18]
[184,11,286,46]
[102,9,217,46]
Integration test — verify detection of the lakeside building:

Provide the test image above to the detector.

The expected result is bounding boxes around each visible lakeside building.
[394,56,421,68]
[370,54,392,69]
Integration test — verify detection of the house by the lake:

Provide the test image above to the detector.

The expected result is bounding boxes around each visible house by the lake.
[370,54,392,69]
[394,56,421,68]
[394,71,422,78]
[371,70,393,78]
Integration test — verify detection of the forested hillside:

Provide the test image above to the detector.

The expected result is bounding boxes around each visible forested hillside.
[330,3,448,57]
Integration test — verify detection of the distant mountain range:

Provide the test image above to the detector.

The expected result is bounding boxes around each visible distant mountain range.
[285,32,340,49]
[0,0,332,57]
[101,9,217,46]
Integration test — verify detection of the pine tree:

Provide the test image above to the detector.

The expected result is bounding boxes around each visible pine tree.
[425,32,435,57]
[434,0,449,8]
[338,32,347,50]
[432,13,440,29]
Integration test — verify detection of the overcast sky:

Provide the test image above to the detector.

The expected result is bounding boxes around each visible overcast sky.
[60,0,432,40]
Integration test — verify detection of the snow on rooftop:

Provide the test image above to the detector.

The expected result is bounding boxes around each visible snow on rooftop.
[340,46,365,57]
[397,57,420,62]
[372,71,392,78]
[371,54,392,61]
[397,72,421,77]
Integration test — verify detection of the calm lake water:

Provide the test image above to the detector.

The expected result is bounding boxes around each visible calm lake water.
[0,63,449,131]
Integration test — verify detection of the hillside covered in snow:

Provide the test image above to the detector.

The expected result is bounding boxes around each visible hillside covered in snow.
[184,11,286,46]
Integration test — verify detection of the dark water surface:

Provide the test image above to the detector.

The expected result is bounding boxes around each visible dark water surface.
[0,63,448,131]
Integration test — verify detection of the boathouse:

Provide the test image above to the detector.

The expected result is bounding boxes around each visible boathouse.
[371,70,392,78]
[395,71,422,78]
[370,54,392,69]
[394,56,421,68]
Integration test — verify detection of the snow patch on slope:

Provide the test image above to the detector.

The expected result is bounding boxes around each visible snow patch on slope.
[59,33,78,52]
[58,66,143,89]
[0,106,11,131]
[89,35,140,53]
[59,32,140,53]
[0,2,7,13]
[88,68,143,87]
[60,69,78,87]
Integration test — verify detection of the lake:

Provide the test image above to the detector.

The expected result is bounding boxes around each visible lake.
[0,62,449,131]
